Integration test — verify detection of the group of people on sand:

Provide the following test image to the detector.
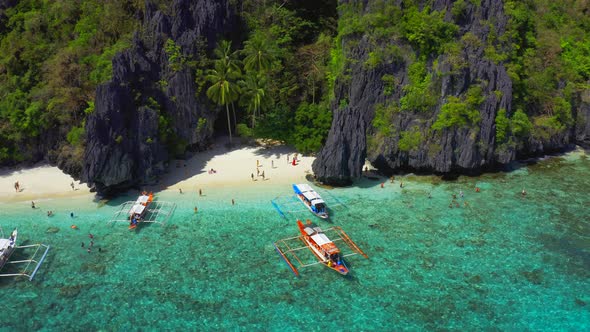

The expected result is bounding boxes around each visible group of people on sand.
[252,159,267,181]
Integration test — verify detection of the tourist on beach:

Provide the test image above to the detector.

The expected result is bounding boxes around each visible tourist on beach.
[194,207,198,213]
[70,212,74,218]
[460,190,464,198]
[81,242,84,248]
[87,248,91,253]
[199,189,202,196]
[179,188,183,194]
[251,173,254,181]
[14,181,19,192]
[231,199,235,205]
[89,233,94,239]
[31,201,35,209]
[287,154,290,163]
[400,181,403,188]
[271,160,274,168]
[521,188,527,196]
[257,168,260,176]
[390,176,394,183]
[256,160,259,167]
[262,171,265,180]
[475,187,480,193]
[380,183,384,188]
[71,182,75,190]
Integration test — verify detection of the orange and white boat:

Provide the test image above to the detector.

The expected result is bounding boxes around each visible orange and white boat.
[273,220,368,276]
[128,192,153,229]
[298,220,349,274]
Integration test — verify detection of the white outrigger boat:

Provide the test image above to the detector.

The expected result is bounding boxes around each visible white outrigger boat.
[0,229,17,269]
[108,191,176,230]
[292,184,328,219]
[128,192,154,229]
[0,227,50,281]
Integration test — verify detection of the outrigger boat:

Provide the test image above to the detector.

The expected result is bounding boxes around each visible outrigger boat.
[0,227,50,281]
[0,229,17,270]
[128,192,154,229]
[273,220,368,276]
[292,184,328,219]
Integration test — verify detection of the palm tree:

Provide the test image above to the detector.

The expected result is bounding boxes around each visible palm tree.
[239,73,268,128]
[213,40,242,129]
[206,60,240,144]
[214,40,241,72]
[242,31,277,73]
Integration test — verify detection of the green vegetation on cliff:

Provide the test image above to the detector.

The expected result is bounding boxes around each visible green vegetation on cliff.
[1,0,589,168]
[0,0,140,164]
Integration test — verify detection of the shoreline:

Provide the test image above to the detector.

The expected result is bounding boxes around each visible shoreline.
[0,144,585,205]
[0,143,315,204]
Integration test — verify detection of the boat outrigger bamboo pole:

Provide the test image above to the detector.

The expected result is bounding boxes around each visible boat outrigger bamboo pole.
[271,200,287,219]
[28,244,50,281]
[334,227,368,258]
[273,243,299,277]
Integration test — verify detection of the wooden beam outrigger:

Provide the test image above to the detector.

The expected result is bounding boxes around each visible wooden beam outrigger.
[0,244,50,281]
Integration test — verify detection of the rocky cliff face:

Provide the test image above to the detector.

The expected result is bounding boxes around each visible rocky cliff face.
[82,0,237,195]
[313,0,589,185]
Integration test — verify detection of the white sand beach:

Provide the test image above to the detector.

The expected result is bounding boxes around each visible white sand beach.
[155,141,315,193]
[0,141,315,202]
[0,164,91,202]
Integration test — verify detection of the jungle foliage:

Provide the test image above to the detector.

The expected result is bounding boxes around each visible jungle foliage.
[1,0,589,165]
[0,0,140,163]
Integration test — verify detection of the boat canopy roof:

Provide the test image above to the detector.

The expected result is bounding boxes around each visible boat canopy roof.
[129,204,146,215]
[304,226,333,247]
[302,191,320,201]
[294,183,313,194]
[0,238,11,249]
[136,195,150,204]
[311,232,332,246]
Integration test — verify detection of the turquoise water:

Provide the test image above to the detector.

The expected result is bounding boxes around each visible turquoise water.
[0,151,588,331]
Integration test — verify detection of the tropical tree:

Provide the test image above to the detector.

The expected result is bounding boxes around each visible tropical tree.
[206,60,240,144]
[239,73,269,128]
[242,30,278,73]
[213,40,242,129]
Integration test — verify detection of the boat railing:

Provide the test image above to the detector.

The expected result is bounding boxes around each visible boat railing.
[0,243,50,281]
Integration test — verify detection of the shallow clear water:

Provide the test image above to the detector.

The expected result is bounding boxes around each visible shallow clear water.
[0,152,588,330]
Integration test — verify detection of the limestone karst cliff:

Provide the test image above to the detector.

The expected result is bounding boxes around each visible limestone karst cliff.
[313,0,590,185]
[81,0,237,195]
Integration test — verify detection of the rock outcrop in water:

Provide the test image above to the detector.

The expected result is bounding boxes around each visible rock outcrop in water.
[81,0,237,195]
[313,0,590,185]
